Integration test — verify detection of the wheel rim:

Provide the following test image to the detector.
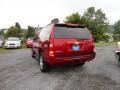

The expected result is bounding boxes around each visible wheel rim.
[40,56,43,69]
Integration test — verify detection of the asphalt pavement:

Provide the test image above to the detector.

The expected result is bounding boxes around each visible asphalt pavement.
[0,46,120,90]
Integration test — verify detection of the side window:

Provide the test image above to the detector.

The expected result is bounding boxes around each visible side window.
[39,25,52,41]
[39,27,46,41]
[45,25,52,40]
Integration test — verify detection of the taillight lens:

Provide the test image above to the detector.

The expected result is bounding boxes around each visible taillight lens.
[49,51,54,57]
[49,44,54,57]
[74,41,79,44]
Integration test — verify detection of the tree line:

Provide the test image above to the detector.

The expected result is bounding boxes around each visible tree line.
[64,7,120,42]
[1,6,120,42]
[3,22,35,40]
[64,7,109,42]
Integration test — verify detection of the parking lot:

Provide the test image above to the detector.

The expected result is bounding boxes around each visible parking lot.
[0,46,120,90]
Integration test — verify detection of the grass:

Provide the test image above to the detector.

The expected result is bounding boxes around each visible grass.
[95,41,117,47]
[21,42,27,48]
[0,47,9,54]
[0,43,27,54]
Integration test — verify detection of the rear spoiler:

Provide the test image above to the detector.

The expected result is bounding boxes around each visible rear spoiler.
[55,23,85,28]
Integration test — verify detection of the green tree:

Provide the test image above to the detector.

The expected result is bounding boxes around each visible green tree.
[15,22,21,29]
[80,7,95,27]
[25,26,35,38]
[0,29,4,35]
[64,12,81,24]
[15,22,22,36]
[82,7,108,42]
[113,20,120,41]
[64,7,109,42]
[4,22,22,38]
[4,26,22,38]
[113,20,120,34]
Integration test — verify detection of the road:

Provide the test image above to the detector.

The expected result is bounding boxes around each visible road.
[0,46,120,90]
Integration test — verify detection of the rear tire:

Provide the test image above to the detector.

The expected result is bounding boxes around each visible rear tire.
[39,54,50,72]
[31,49,35,58]
[76,62,85,66]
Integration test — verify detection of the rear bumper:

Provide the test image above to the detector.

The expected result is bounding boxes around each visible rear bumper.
[115,50,120,55]
[4,45,20,48]
[47,52,96,65]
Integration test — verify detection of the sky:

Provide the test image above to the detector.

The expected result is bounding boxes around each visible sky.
[0,0,120,29]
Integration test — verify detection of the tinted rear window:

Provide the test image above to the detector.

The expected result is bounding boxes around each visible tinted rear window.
[54,26,91,39]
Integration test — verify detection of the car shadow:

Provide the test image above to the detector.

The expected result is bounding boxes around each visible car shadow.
[47,64,86,74]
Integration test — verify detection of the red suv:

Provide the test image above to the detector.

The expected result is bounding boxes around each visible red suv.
[32,23,96,72]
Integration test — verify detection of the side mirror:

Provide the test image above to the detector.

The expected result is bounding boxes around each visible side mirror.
[44,40,49,44]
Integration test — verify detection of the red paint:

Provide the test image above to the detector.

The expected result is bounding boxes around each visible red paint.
[33,23,96,65]
[26,39,33,48]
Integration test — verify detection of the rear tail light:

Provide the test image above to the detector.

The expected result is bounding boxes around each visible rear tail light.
[74,41,79,44]
[49,51,54,57]
[49,44,54,57]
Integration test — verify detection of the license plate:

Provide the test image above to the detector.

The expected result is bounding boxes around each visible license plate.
[9,45,16,47]
[72,44,80,51]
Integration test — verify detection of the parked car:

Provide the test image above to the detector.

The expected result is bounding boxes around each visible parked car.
[114,41,120,62]
[26,37,33,48]
[4,37,21,48]
[0,39,3,47]
[32,23,96,72]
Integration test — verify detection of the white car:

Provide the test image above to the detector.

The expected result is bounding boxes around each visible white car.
[0,39,3,47]
[4,37,21,48]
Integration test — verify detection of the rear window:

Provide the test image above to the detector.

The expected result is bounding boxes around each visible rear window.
[54,26,91,39]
